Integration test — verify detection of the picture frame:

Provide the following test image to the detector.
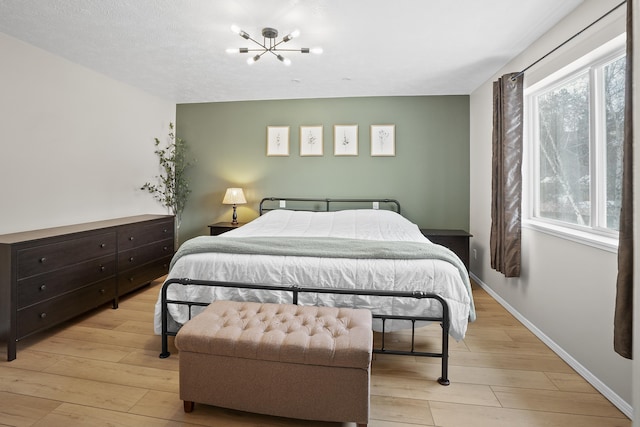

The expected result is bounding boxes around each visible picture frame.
[299,125,323,156]
[370,124,395,156]
[334,124,358,156]
[266,126,290,156]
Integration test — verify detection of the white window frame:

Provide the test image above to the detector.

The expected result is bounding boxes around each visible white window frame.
[523,34,626,253]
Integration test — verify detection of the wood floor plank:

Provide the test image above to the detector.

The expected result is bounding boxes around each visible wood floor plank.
[0,391,61,427]
[371,374,501,407]
[417,348,576,373]
[463,336,558,356]
[21,336,133,362]
[492,386,627,418]
[373,354,558,390]
[32,402,197,427]
[0,349,64,372]
[545,371,597,393]
[0,365,147,411]
[128,390,346,426]
[43,355,179,392]
[369,395,435,425]
[53,325,158,352]
[118,348,180,371]
[114,319,156,334]
[429,401,631,427]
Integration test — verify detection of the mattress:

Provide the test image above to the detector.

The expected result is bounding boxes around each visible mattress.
[154,209,475,340]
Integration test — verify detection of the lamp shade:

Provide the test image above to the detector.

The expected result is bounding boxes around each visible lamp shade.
[222,188,247,205]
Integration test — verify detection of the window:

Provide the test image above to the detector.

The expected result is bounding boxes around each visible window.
[526,37,625,248]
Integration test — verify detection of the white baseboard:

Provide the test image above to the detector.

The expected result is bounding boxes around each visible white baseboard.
[469,272,633,420]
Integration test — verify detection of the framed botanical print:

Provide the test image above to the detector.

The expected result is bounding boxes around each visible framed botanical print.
[334,124,358,156]
[266,126,290,156]
[300,125,323,156]
[370,124,395,156]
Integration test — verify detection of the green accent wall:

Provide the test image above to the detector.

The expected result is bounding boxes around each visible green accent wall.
[176,96,469,243]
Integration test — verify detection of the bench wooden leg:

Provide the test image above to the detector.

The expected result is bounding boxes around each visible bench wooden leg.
[183,400,194,413]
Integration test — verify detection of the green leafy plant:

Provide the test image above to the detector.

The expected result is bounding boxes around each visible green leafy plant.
[141,123,193,226]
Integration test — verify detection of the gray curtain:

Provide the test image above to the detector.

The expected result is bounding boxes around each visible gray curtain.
[490,73,524,278]
[614,0,633,360]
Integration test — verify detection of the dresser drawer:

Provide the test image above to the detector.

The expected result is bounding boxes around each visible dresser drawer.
[118,239,174,271]
[16,278,116,338]
[117,219,174,251]
[17,232,116,278]
[17,256,116,309]
[117,257,171,295]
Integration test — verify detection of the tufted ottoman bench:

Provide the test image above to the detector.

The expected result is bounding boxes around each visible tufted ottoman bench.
[174,300,372,426]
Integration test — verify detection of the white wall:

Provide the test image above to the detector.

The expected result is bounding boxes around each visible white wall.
[469,0,633,417]
[0,32,176,235]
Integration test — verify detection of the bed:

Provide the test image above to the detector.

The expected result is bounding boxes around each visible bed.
[154,197,475,385]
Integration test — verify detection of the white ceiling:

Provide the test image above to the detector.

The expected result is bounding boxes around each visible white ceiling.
[0,0,583,104]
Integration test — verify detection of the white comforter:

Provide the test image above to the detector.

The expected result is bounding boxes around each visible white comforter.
[154,209,474,340]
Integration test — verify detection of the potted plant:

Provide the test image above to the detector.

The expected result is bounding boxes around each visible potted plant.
[141,122,193,236]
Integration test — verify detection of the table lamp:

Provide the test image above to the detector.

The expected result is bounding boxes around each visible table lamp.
[222,188,247,225]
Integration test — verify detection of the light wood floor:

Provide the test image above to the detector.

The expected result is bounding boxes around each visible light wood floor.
[0,278,631,427]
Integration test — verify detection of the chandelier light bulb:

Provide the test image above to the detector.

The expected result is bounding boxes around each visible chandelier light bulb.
[247,55,261,65]
[283,29,300,42]
[277,55,292,66]
[231,25,250,39]
[310,47,323,55]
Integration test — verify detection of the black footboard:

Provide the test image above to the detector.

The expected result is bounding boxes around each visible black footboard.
[159,278,451,386]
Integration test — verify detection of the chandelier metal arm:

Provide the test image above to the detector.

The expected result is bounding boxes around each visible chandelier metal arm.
[228,25,320,65]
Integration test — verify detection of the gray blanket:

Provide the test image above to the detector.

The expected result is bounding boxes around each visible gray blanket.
[170,235,476,320]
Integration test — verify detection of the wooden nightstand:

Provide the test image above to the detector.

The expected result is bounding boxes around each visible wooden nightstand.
[208,222,246,236]
[420,229,472,269]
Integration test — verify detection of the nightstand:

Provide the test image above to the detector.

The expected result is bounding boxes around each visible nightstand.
[420,229,472,269]
[208,222,246,236]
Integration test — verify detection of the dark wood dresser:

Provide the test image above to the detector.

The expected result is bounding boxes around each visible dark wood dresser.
[0,214,174,361]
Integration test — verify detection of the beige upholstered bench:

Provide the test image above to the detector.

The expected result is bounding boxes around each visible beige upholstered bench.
[175,300,372,426]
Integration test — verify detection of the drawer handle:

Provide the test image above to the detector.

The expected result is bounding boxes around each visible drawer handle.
[100,243,106,248]
[129,257,134,262]
[100,265,106,272]
[163,229,168,233]
[39,284,47,291]
[129,277,134,282]
[39,257,47,263]
[39,312,47,319]
[129,236,134,241]
[163,246,169,251]
[99,289,106,295]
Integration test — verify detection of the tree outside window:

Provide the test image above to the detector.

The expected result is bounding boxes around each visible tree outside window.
[530,51,625,236]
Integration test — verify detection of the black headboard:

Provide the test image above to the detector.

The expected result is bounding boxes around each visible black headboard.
[259,197,401,215]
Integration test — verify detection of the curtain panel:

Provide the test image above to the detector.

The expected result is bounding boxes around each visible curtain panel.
[614,0,633,360]
[490,73,524,278]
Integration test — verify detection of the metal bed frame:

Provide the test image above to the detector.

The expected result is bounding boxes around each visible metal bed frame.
[158,197,453,385]
[258,197,401,215]
[159,278,451,385]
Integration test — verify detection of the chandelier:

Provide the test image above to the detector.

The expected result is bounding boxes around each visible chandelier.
[226,25,323,66]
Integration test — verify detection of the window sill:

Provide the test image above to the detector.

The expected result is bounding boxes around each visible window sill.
[522,220,619,253]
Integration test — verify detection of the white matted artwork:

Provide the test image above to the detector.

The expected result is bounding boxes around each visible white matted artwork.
[266,126,290,156]
[370,124,395,156]
[300,125,323,156]
[334,125,358,156]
